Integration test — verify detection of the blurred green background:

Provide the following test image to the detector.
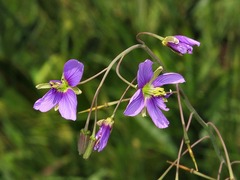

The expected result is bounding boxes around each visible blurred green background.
[0,0,239,179]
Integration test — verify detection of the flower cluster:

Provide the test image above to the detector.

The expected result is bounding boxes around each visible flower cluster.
[33,34,200,156]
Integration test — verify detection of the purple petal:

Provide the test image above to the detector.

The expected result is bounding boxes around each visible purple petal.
[58,89,77,120]
[152,73,185,87]
[168,43,193,54]
[33,89,62,112]
[146,98,169,128]
[137,60,153,88]
[63,59,84,87]
[153,97,169,111]
[94,125,111,152]
[124,89,145,116]
[174,35,200,46]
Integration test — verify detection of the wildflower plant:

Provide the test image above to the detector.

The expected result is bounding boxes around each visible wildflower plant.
[33,32,238,179]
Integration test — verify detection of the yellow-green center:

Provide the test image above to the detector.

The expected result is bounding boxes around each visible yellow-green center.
[142,83,166,98]
[50,78,69,92]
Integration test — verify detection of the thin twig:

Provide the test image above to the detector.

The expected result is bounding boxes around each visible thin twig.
[207,122,235,180]
[158,136,210,179]
[112,78,136,116]
[217,160,225,180]
[116,54,137,89]
[167,161,216,180]
[78,98,130,114]
[79,67,108,85]
[136,32,164,44]
[176,84,198,178]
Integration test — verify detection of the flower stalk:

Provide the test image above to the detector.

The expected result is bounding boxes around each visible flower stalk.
[176,84,198,172]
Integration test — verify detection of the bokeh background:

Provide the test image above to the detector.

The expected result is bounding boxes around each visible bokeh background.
[0,0,239,179]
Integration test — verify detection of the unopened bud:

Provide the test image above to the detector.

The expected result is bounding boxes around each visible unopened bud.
[83,136,96,159]
[78,129,90,155]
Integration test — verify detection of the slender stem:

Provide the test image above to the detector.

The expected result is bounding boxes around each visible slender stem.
[141,45,164,66]
[112,78,136,116]
[167,161,216,180]
[217,161,224,180]
[176,85,198,180]
[208,122,235,180]
[116,54,137,89]
[83,44,144,131]
[179,88,224,163]
[231,161,240,165]
[79,98,130,114]
[175,96,191,180]
[176,84,198,173]
[158,136,210,180]
[175,84,186,180]
[79,67,108,85]
[136,32,164,44]
[92,96,98,136]
[161,113,193,179]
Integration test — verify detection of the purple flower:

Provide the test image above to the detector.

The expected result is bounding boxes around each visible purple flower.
[94,118,114,152]
[162,35,200,55]
[124,60,185,128]
[33,59,84,120]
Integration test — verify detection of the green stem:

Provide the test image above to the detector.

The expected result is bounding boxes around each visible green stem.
[79,67,108,85]
[112,78,136,117]
[176,84,198,180]
[158,136,210,180]
[136,32,164,44]
[179,88,224,163]
[116,55,137,89]
[79,98,130,114]
[208,122,235,180]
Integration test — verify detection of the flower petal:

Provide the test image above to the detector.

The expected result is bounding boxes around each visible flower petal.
[152,73,185,87]
[146,98,169,128]
[174,35,200,46]
[153,97,169,111]
[124,89,145,116]
[63,59,84,87]
[94,125,111,152]
[137,60,153,88]
[58,89,77,120]
[33,89,62,112]
[168,43,193,54]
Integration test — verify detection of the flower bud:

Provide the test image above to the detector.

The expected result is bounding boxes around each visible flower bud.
[162,35,200,55]
[94,117,114,152]
[78,129,90,155]
[83,136,96,159]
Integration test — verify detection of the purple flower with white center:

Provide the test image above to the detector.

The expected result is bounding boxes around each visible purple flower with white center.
[162,35,200,55]
[33,59,84,120]
[124,60,185,128]
[94,117,114,152]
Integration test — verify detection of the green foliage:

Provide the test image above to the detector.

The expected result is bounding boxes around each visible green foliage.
[0,0,239,179]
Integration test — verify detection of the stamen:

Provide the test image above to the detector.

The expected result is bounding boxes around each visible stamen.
[143,84,166,97]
